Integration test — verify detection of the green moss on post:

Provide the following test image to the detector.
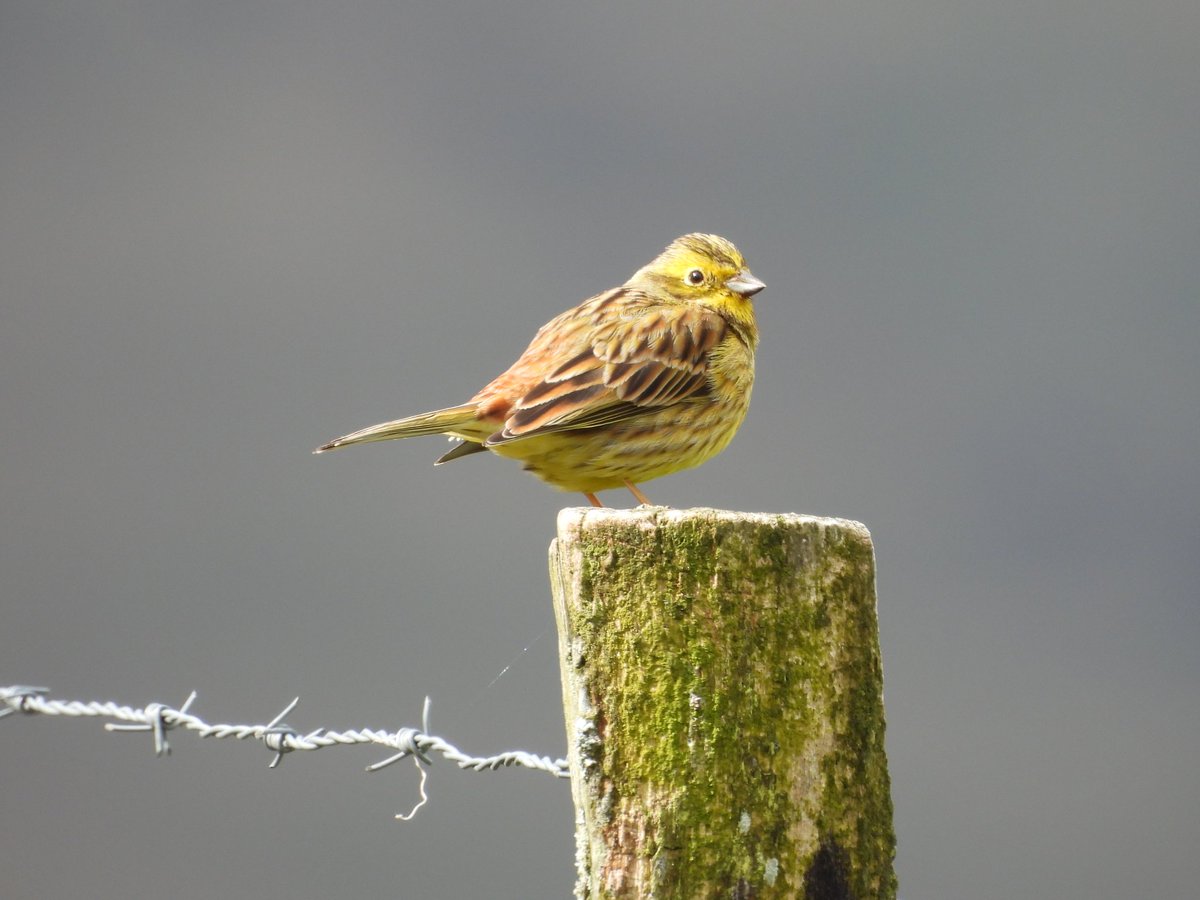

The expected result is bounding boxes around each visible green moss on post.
[549,508,895,900]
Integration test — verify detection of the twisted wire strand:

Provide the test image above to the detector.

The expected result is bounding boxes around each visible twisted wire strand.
[2,684,569,817]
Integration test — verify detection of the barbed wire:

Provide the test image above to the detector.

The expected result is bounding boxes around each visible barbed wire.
[1,684,569,819]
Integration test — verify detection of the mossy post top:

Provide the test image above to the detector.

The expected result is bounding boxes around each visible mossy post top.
[556,506,872,542]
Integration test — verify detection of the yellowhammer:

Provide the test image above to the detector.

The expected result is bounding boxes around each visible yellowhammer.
[315,233,764,506]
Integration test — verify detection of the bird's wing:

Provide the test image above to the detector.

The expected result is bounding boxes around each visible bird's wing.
[488,299,727,443]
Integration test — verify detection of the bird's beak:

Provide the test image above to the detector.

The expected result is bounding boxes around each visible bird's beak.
[726,269,766,298]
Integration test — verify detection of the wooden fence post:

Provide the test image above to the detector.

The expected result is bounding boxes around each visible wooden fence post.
[549,507,896,899]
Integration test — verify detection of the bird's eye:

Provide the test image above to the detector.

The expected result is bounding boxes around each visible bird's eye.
[686,269,705,285]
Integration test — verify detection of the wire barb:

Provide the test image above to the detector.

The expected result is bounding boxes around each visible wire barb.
[2,684,570,818]
[104,692,197,756]
[0,685,51,719]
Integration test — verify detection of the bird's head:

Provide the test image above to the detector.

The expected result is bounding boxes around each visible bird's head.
[630,233,764,332]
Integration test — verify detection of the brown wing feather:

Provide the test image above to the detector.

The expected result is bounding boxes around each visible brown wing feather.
[488,301,727,444]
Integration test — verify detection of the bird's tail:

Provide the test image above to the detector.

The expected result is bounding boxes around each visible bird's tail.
[314,404,482,453]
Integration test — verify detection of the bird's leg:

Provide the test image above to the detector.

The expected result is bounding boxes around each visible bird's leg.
[584,492,604,508]
[623,480,653,506]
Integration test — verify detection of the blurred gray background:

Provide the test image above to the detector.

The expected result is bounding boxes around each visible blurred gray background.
[2,2,1196,898]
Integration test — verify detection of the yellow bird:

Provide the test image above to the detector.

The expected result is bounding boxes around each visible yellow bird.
[315,233,764,507]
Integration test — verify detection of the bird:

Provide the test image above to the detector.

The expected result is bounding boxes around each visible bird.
[314,233,764,507]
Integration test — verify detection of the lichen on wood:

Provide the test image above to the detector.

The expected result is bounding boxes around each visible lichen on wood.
[550,507,895,899]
